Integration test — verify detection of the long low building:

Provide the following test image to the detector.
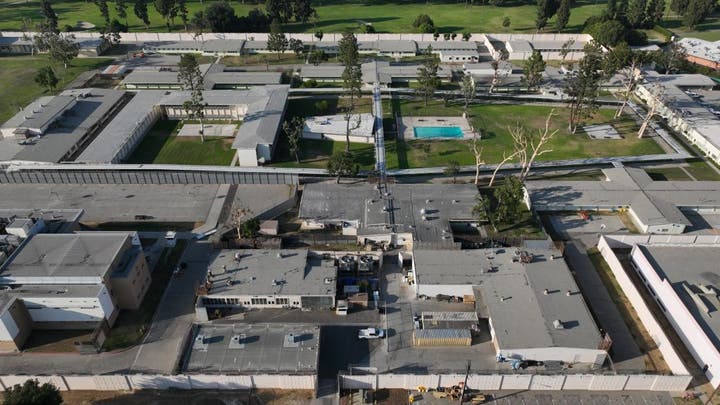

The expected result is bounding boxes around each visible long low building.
[195,249,336,319]
[303,113,375,143]
[76,86,290,166]
[122,63,282,90]
[635,73,720,165]
[0,89,128,163]
[677,37,720,70]
[300,61,451,86]
[525,167,720,234]
[411,246,607,366]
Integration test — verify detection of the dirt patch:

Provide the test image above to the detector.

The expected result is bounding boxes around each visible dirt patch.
[59,389,312,405]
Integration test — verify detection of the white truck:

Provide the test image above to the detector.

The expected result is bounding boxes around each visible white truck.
[358,328,385,339]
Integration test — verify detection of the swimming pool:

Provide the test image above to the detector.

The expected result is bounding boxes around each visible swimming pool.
[413,126,464,139]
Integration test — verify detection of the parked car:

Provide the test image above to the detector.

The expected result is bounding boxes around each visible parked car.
[358,328,385,339]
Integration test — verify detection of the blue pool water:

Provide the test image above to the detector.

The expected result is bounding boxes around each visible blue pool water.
[413,126,464,139]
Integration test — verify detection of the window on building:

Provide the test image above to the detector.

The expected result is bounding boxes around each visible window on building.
[251,297,268,305]
[277,298,289,305]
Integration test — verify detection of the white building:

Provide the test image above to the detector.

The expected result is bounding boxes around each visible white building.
[628,243,720,387]
[303,113,375,144]
[411,247,607,366]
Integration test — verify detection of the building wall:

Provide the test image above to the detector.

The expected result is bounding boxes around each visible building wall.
[109,251,150,310]
[686,55,720,71]
[630,245,720,387]
[0,300,32,351]
[236,148,259,166]
[23,296,107,323]
[201,294,334,310]
[498,346,606,367]
[302,132,374,144]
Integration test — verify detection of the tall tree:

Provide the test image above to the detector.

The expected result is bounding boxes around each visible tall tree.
[555,0,571,32]
[315,31,324,41]
[469,134,484,185]
[638,82,665,138]
[522,50,546,91]
[178,54,207,143]
[154,0,176,30]
[134,0,151,29]
[3,379,62,405]
[34,66,59,94]
[191,11,207,39]
[609,43,647,118]
[683,0,716,29]
[176,0,189,31]
[536,0,558,31]
[649,0,666,25]
[94,0,111,26]
[444,161,460,184]
[283,116,304,163]
[292,0,316,23]
[203,2,237,32]
[564,41,605,133]
[510,110,559,181]
[492,176,524,224]
[40,0,59,33]
[266,0,290,23]
[461,73,476,111]
[626,0,648,28]
[327,151,358,183]
[115,0,128,26]
[289,38,304,57]
[416,45,440,106]
[35,32,79,69]
[670,0,690,15]
[267,19,288,60]
[338,30,362,152]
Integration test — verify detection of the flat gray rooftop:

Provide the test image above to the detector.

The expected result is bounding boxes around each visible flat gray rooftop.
[206,249,336,297]
[184,323,320,374]
[299,183,477,244]
[636,244,720,352]
[9,283,103,299]
[414,248,601,350]
[526,167,720,227]
[0,233,132,282]
[1,89,126,163]
[0,184,219,224]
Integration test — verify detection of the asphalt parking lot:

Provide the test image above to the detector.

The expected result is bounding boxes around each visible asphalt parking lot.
[318,325,381,379]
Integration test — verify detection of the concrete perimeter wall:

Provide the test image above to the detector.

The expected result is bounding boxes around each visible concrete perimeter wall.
[0,374,316,391]
[340,373,691,392]
[596,237,691,377]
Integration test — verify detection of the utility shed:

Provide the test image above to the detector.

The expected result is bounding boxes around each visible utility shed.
[421,311,478,329]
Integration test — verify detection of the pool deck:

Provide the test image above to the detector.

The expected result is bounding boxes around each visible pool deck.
[398,116,478,140]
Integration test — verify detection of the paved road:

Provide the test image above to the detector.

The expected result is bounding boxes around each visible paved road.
[563,240,645,372]
[131,240,211,373]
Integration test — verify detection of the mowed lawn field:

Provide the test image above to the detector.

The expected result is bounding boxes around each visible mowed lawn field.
[0,55,112,123]
[126,120,236,165]
[270,98,665,169]
[0,0,613,33]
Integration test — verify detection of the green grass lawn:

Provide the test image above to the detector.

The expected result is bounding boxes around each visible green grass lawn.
[384,100,665,168]
[102,240,187,351]
[0,0,603,33]
[126,120,236,165]
[685,160,720,181]
[645,166,692,181]
[0,55,113,123]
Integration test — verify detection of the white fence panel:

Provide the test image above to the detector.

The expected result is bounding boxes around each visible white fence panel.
[64,376,99,391]
[404,374,439,390]
[529,375,565,390]
[466,375,502,390]
[251,375,315,389]
[437,374,465,388]
[0,376,67,391]
[500,375,532,390]
[651,375,693,392]
[94,375,131,391]
[128,374,190,390]
[624,374,656,390]
[341,375,375,389]
[562,374,594,390]
[588,375,628,391]
[220,375,254,389]
[377,374,408,389]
